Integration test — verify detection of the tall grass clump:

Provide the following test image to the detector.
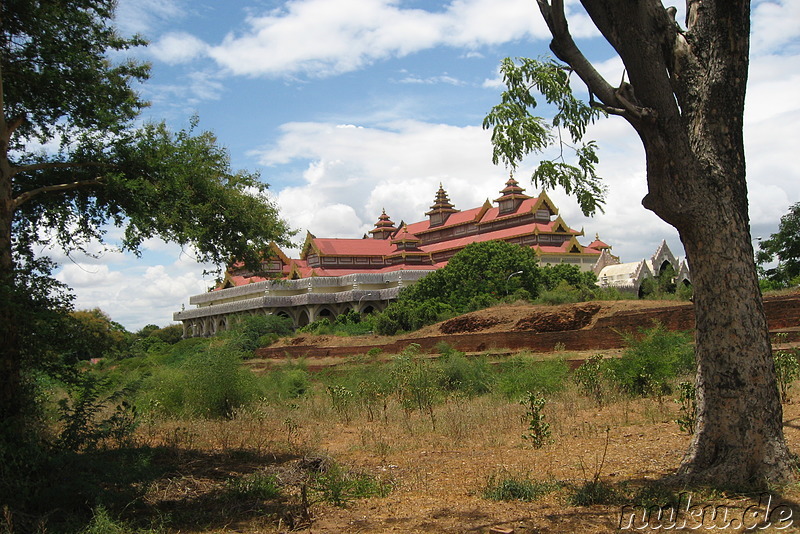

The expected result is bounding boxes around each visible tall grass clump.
[435,348,494,396]
[142,345,261,418]
[495,355,569,399]
[482,470,561,502]
[261,361,311,402]
[605,323,694,397]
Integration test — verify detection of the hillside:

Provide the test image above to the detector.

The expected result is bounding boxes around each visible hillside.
[254,291,800,366]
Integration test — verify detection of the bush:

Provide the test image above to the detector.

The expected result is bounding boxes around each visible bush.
[436,351,494,396]
[495,356,569,399]
[143,345,260,418]
[226,314,293,352]
[605,323,694,397]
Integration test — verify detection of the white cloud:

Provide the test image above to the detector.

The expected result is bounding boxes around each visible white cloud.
[751,0,800,56]
[149,32,208,64]
[205,0,590,78]
[115,0,188,36]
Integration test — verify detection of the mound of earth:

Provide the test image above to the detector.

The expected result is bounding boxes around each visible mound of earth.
[513,302,601,332]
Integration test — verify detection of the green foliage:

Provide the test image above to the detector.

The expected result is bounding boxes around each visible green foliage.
[674,381,697,434]
[225,472,282,500]
[605,323,695,397]
[495,356,569,399]
[327,385,355,423]
[56,374,138,452]
[66,309,130,361]
[540,263,598,292]
[375,241,542,334]
[391,345,442,425]
[224,314,293,353]
[536,279,583,305]
[773,334,800,403]
[482,470,561,502]
[436,351,494,396]
[483,57,606,216]
[308,462,391,507]
[0,0,293,444]
[757,202,800,287]
[146,345,260,418]
[573,354,606,406]
[520,391,551,448]
[261,364,310,401]
[567,479,621,506]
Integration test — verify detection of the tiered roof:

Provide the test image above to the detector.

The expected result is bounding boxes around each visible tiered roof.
[220,179,610,287]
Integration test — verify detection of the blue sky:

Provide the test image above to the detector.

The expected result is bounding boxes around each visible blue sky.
[51,0,800,330]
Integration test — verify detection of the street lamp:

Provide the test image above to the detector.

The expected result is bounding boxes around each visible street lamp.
[358,292,373,311]
[506,270,523,295]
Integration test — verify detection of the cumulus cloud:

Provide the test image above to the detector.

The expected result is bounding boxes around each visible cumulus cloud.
[55,243,215,331]
[149,32,208,64]
[751,0,800,56]
[205,0,595,78]
[115,0,188,36]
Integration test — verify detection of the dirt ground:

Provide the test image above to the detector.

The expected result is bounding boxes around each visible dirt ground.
[141,295,800,534]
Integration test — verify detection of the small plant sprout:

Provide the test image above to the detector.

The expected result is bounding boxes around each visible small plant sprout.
[520,391,552,448]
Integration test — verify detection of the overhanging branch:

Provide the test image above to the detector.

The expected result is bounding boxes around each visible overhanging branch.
[12,177,104,210]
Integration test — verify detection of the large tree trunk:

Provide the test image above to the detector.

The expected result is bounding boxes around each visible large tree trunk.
[0,165,23,434]
[678,204,790,484]
[542,0,794,486]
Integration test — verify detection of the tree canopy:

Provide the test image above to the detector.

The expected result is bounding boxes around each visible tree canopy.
[0,0,292,430]
[757,202,800,288]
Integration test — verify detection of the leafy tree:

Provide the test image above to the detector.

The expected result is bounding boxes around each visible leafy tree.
[0,2,291,435]
[66,308,130,361]
[757,202,800,288]
[375,241,542,334]
[484,1,790,485]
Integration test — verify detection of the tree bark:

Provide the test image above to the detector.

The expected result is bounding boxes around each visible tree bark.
[0,158,23,433]
[540,0,793,486]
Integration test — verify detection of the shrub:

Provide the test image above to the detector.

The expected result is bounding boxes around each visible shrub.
[144,345,260,418]
[605,323,694,397]
[674,380,697,434]
[495,356,569,399]
[520,391,551,448]
[573,354,606,406]
[436,351,494,396]
[226,314,293,352]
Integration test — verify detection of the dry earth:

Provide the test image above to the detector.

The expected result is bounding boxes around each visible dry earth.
[137,292,800,534]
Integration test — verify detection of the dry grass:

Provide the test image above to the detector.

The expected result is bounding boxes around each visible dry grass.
[116,376,800,534]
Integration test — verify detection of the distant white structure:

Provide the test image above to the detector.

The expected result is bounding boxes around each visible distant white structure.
[594,240,690,295]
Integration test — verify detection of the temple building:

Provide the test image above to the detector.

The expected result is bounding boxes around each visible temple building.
[594,240,691,296]
[173,178,619,337]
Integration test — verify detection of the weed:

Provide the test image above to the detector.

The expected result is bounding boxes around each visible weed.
[675,380,697,434]
[520,391,552,448]
[225,472,282,500]
[482,470,561,502]
[606,323,694,397]
[327,385,354,423]
[568,427,620,505]
[773,334,799,403]
[308,462,391,507]
[573,354,606,406]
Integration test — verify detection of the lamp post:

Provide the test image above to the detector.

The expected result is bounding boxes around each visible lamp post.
[506,270,523,295]
[358,292,373,312]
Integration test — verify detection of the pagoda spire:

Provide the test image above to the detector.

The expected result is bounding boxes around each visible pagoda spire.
[494,174,532,214]
[426,183,459,227]
[369,209,397,239]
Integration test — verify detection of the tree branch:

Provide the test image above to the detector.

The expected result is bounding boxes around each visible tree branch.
[537,0,620,111]
[12,178,104,210]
